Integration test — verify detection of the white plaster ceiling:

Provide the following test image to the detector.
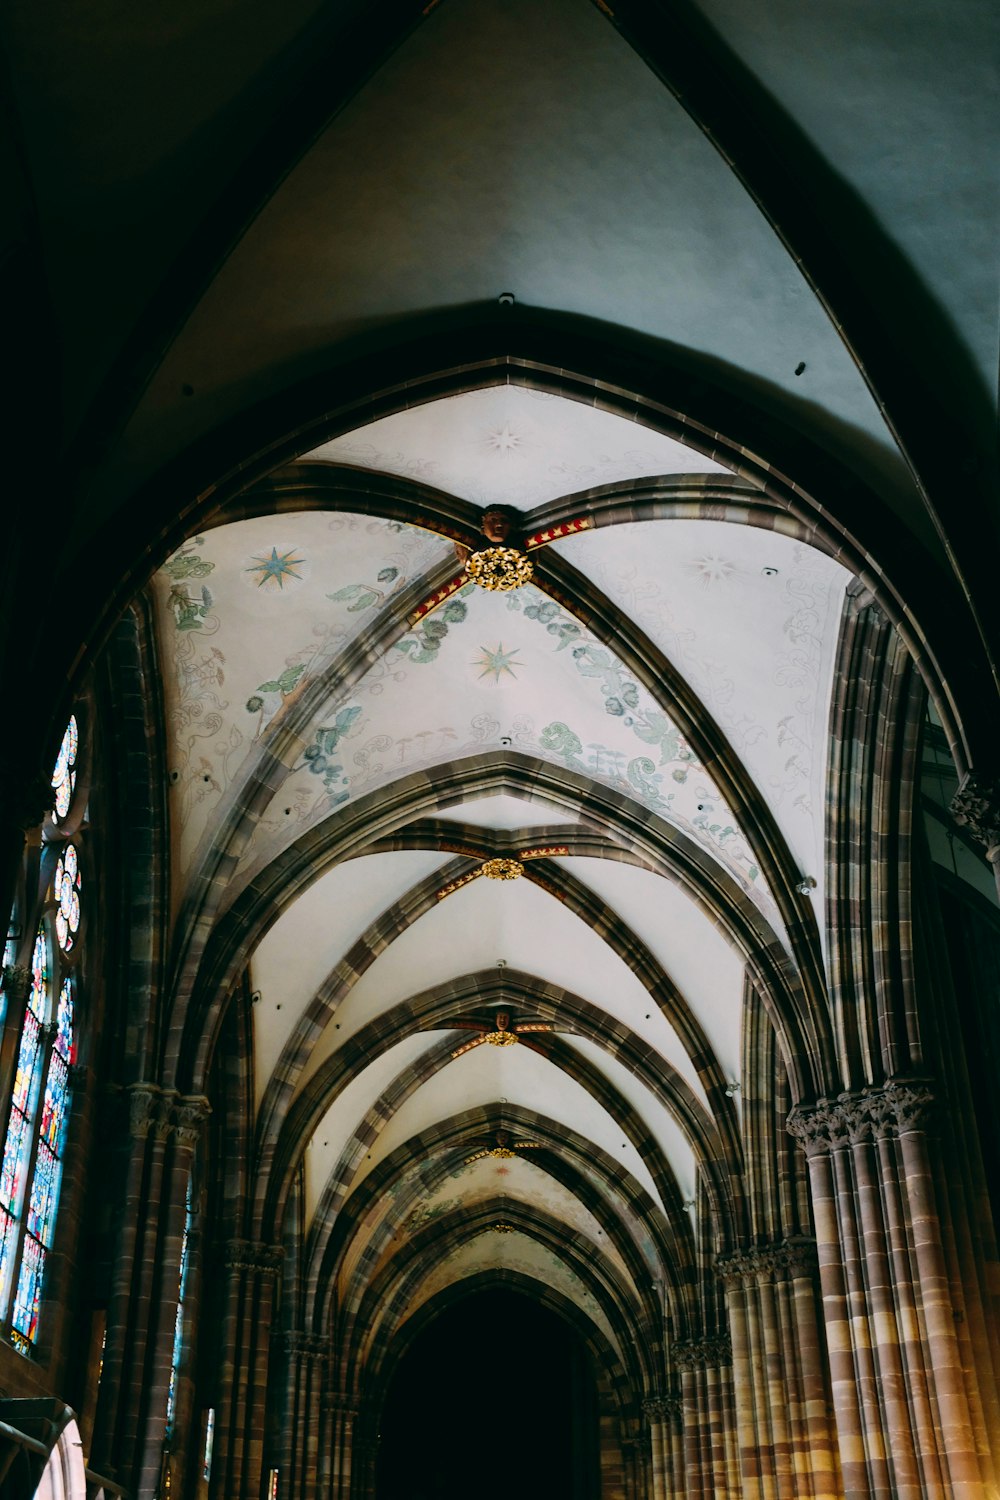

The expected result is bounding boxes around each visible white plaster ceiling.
[297,870,708,1110]
[312,386,730,509]
[353,1042,664,1211]
[251,849,452,1108]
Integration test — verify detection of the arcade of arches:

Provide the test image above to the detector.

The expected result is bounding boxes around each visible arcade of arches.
[1,3,999,1499]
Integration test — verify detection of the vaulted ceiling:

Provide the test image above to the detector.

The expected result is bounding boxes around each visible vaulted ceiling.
[4,0,998,1393]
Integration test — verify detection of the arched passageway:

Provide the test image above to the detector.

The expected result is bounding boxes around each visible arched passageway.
[375,1290,599,1500]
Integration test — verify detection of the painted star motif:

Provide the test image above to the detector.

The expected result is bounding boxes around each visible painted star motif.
[688,553,736,587]
[486,421,522,456]
[472,642,522,684]
[246,547,305,589]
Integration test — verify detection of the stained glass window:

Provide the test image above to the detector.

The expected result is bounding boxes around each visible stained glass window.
[0,713,85,1353]
[54,846,81,952]
[202,1408,215,1482]
[166,1183,193,1436]
[51,715,79,821]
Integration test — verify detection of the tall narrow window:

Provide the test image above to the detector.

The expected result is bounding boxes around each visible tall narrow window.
[166,1183,193,1435]
[0,715,85,1353]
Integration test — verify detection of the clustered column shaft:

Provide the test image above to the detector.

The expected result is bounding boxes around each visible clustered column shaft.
[788,1079,996,1499]
[91,1085,209,1497]
[210,1238,283,1500]
[673,1334,736,1499]
[718,1239,838,1500]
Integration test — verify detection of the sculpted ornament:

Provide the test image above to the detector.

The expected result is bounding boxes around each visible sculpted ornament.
[224,1239,284,1276]
[717,1239,818,1285]
[672,1334,732,1369]
[173,1094,211,1148]
[284,1330,328,1361]
[642,1393,682,1424]
[951,774,1000,861]
[788,1079,937,1154]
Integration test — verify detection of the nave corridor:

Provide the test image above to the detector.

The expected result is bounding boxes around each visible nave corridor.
[376,1290,598,1500]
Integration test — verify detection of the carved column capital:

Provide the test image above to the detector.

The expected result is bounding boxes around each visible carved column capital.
[951,773,1000,862]
[2,963,31,1005]
[284,1330,328,1361]
[672,1334,732,1369]
[224,1238,284,1276]
[717,1237,818,1285]
[642,1392,682,1424]
[172,1094,211,1148]
[127,1083,167,1140]
[788,1079,938,1155]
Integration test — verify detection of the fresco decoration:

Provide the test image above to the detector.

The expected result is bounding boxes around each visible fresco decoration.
[472,643,523,684]
[301,706,364,808]
[328,565,402,612]
[391,590,473,666]
[245,663,308,737]
[555,525,848,883]
[157,548,246,835]
[155,515,453,876]
[245,546,306,590]
[232,588,764,910]
[162,538,217,633]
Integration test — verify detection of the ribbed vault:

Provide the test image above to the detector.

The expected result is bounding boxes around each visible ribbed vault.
[143,378,860,1457]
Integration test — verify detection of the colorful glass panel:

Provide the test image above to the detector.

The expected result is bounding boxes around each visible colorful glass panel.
[11,1233,44,1343]
[26,1143,60,1243]
[29,931,48,1020]
[203,1408,215,1482]
[51,716,78,821]
[165,1185,193,1435]
[54,979,74,1062]
[0,1207,17,1308]
[54,846,81,953]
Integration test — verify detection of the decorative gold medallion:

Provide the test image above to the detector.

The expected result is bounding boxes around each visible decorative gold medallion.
[465,546,534,592]
[484,1029,519,1048]
[481,857,524,881]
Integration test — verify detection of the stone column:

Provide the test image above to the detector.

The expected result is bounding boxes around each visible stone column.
[718,1239,838,1500]
[673,1335,734,1500]
[320,1392,358,1500]
[280,1332,328,1500]
[91,1086,210,1496]
[789,1079,993,1500]
[210,1239,283,1500]
[641,1395,680,1500]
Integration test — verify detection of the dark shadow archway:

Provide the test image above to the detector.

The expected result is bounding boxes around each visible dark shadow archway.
[375,1288,600,1500]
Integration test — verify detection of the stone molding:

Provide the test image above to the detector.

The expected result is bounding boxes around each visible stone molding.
[787,1079,937,1156]
[322,1393,359,1419]
[951,773,1000,862]
[127,1084,211,1144]
[672,1334,732,1369]
[283,1330,328,1361]
[224,1238,284,1276]
[716,1237,818,1286]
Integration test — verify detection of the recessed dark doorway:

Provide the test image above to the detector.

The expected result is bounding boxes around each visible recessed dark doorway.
[375,1287,600,1500]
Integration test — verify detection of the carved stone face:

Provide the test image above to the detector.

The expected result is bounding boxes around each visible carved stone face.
[481,508,512,543]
